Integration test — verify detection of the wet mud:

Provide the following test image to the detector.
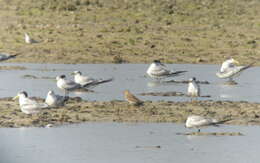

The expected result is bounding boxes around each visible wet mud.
[2,98,260,127]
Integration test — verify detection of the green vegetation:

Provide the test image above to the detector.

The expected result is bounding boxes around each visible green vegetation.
[0,0,259,64]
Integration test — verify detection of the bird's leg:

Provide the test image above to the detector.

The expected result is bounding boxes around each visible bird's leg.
[195,96,199,102]
[191,96,196,103]
[64,90,69,98]
[227,78,237,85]
[154,78,161,83]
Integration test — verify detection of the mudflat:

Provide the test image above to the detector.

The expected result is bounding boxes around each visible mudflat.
[2,97,260,127]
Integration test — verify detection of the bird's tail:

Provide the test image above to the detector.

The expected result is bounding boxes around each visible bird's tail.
[212,118,232,126]
[83,78,114,88]
[169,71,187,77]
[239,62,255,72]
[96,78,114,85]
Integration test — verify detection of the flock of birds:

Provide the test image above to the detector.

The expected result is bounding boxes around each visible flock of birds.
[11,33,255,131]
[13,70,113,113]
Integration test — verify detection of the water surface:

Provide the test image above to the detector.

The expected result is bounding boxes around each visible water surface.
[1,63,259,102]
[0,123,259,163]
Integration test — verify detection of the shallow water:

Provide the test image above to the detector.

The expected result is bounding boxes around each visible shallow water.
[0,123,259,163]
[1,63,259,102]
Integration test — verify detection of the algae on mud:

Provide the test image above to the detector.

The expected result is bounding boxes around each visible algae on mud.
[0,0,259,64]
[2,97,260,127]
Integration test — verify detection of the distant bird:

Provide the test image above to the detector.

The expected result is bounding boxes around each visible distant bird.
[56,75,83,96]
[185,115,230,132]
[216,58,255,82]
[146,60,187,80]
[13,91,48,114]
[24,33,38,44]
[124,90,143,106]
[71,71,113,87]
[0,53,17,61]
[45,90,67,107]
[187,77,200,98]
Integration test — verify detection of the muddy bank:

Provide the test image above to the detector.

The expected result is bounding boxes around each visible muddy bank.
[0,66,26,70]
[176,132,244,136]
[1,97,260,127]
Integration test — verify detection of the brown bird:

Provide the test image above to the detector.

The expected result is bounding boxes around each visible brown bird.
[124,90,143,106]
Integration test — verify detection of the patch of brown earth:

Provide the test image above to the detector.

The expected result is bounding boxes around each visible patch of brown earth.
[2,98,260,127]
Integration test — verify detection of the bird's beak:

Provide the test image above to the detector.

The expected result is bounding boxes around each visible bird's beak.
[13,95,19,100]
[233,59,239,64]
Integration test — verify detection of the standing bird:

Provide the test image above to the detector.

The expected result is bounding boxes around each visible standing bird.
[187,77,200,99]
[56,75,84,96]
[24,33,38,44]
[216,58,255,83]
[45,90,67,107]
[71,71,113,87]
[124,90,143,106]
[13,91,48,114]
[146,60,187,80]
[185,115,230,132]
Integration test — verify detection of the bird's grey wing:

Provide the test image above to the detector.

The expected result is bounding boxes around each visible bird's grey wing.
[57,95,67,103]
[221,62,235,72]
[63,80,80,89]
[189,116,209,126]
[51,95,65,106]
[216,67,239,78]
[78,75,95,84]
[24,98,38,105]
[195,118,213,126]
[150,67,171,76]
[81,79,97,85]
[21,102,48,109]
[217,67,242,78]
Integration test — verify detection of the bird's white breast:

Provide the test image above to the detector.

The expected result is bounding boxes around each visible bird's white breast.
[188,82,199,96]
[46,94,56,106]
[57,79,65,90]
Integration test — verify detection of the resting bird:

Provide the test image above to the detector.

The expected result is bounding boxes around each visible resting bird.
[45,90,67,107]
[13,91,48,114]
[56,75,84,96]
[124,90,143,106]
[216,58,254,82]
[187,77,200,98]
[146,60,187,80]
[0,53,17,61]
[71,71,113,87]
[185,115,230,132]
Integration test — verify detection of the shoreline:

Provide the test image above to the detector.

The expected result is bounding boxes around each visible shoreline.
[2,97,260,128]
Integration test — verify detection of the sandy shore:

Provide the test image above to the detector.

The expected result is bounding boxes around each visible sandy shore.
[1,97,260,127]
